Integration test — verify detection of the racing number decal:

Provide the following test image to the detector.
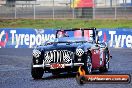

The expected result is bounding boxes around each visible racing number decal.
[100,50,103,65]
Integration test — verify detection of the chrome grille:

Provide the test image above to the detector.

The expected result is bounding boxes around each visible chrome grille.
[44,50,73,64]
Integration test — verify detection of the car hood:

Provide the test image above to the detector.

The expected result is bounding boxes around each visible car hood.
[37,43,83,52]
[36,42,93,52]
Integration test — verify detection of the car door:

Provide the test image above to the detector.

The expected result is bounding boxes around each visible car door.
[91,45,101,69]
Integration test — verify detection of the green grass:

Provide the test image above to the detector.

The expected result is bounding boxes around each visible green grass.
[0,19,132,28]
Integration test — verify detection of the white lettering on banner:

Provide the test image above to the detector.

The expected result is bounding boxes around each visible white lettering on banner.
[126,35,131,47]
[0,30,5,41]
[121,35,126,47]
[25,34,29,45]
[36,34,41,45]
[109,31,116,47]
[15,34,21,48]
[30,34,36,48]
[10,30,16,44]
[20,34,25,45]
[109,31,132,48]
[4,29,132,48]
[115,35,121,48]
[10,30,55,48]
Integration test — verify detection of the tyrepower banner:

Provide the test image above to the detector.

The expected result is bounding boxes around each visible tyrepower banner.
[0,28,132,48]
[98,28,132,48]
[0,28,56,48]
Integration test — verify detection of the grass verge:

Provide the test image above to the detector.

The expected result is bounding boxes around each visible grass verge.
[0,19,132,28]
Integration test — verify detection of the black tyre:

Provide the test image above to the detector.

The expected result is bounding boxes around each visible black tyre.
[99,52,109,72]
[31,63,44,79]
[83,53,92,74]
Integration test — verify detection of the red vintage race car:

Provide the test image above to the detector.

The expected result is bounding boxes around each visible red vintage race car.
[31,28,112,79]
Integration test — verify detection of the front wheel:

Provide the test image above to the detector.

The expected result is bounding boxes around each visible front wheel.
[31,63,44,79]
[83,53,92,74]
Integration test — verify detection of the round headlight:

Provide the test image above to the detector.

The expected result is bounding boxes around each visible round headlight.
[76,48,84,57]
[32,50,41,58]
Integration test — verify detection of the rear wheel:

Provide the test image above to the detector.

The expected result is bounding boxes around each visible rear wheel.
[31,62,44,79]
[83,53,92,74]
[99,52,109,72]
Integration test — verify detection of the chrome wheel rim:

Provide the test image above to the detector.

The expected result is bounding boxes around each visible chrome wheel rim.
[86,56,92,73]
[105,54,109,69]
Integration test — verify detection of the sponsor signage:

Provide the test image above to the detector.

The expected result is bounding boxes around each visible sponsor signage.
[0,28,132,48]
[0,28,56,48]
[98,28,132,48]
[76,74,130,84]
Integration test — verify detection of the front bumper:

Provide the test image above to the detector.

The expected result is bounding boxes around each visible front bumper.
[33,63,84,68]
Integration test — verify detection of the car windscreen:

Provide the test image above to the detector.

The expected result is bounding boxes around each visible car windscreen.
[45,37,93,45]
[56,30,95,41]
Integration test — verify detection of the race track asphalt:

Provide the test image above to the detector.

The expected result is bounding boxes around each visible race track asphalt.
[0,48,132,88]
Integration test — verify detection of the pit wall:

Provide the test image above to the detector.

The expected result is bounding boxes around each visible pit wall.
[0,28,132,48]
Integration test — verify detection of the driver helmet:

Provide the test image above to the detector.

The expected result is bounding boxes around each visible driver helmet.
[57,30,68,38]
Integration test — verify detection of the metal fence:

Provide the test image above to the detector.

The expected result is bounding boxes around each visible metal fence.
[0,0,132,19]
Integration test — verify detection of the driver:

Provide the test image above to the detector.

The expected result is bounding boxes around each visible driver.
[57,30,68,38]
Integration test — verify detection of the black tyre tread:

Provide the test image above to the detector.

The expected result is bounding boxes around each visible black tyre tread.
[31,63,44,79]
[99,51,109,72]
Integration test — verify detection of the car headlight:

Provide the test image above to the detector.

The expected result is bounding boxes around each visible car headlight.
[32,49,41,58]
[76,48,84,57]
